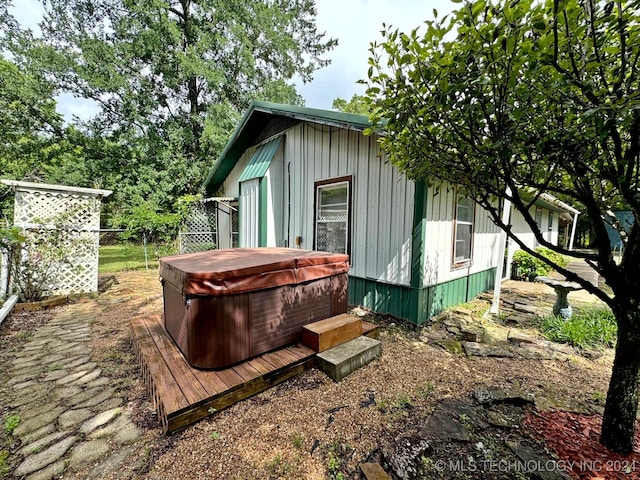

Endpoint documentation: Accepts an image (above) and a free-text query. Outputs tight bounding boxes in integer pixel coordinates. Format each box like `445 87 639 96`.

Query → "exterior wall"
348 268 496 326
506 206 561 278
264 141 285 247
283 123 415 285
422 186 501 288
222 146 257 198
224 126 415 286
239 178 260 248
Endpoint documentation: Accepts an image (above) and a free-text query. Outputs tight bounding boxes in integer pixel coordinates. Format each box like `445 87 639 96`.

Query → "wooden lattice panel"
5 182 111 296
179 202 217 254
14 189 101 230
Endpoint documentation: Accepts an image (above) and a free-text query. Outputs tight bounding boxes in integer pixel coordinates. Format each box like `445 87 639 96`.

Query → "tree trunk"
600 305 640 454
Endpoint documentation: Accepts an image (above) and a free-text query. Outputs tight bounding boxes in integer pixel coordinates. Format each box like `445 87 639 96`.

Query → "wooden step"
361 320 380 339
302 313 362 353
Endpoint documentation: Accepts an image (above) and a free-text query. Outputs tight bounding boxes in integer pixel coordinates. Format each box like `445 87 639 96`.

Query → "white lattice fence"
179 201 218 254
1 180 112 296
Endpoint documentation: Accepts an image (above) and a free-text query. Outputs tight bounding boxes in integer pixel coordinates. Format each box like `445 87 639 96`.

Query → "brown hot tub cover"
159 247 349 295
159 248 349 369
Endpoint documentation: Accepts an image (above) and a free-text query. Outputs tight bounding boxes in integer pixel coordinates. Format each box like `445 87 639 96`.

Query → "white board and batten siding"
423 186 501 288
222 122 416 287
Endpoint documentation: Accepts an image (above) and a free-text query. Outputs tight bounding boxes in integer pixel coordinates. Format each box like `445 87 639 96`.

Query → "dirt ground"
0 270 628 479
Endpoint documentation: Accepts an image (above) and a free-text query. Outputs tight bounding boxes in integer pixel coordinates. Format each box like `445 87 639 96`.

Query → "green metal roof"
203 101 375 195
238 136 282 182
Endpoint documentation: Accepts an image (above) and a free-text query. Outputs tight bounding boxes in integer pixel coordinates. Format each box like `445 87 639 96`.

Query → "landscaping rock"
68 439 111 467
87 446 136 480
383 434 431 480
18 430 71 456
534 396 592 415
473 387 534 406
438 398 488 429
463 341 516 358
506 441 572 480
486 406 523 428
80 408 122 434
507 330 537 345
420 410 470 442
435 339 464 355
13 407 65 437
460 325 483 342
25 459 66 480
13 436 76 477
58 408 94 428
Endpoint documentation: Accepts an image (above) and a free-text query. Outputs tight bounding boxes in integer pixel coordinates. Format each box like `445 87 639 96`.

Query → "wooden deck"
130 315 316 433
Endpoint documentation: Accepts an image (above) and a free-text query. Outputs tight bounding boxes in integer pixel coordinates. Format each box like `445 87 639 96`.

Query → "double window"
314 177 351 255
453 193 475 265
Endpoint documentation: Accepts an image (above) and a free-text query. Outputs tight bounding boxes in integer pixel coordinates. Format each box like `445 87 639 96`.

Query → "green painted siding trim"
417 268 497 324
349 267 496 326
238 137 282 182
258 179 268 247
410 181 428 289
348 277 415 321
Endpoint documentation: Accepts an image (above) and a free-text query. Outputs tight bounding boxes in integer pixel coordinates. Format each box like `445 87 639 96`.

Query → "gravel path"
6 302 144 480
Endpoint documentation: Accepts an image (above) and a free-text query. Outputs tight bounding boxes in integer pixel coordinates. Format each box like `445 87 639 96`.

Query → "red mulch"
524 410 640 480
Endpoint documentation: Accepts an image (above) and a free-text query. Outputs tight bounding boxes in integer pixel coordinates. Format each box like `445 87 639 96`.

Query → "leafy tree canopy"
332 93 369 115
366 0 640 454
2 0 335 223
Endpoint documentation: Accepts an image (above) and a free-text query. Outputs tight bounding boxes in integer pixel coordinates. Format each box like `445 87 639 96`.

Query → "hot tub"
159 248 349 369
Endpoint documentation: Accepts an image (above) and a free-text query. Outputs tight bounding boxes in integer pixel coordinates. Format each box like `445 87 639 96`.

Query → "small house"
204 101 578 325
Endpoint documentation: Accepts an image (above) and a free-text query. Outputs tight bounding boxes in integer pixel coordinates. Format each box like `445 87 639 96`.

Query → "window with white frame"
453 193 475 264
314 177 351 255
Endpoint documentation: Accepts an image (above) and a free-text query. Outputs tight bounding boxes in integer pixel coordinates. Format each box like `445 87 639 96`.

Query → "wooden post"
491 187 512 315
0 250 8 299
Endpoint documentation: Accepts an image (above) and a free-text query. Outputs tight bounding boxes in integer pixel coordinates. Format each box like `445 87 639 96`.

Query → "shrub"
511 247 569 281
541 306 617 349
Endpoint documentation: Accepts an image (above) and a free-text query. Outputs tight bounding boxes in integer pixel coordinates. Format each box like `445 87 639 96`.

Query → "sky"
9 0 457 121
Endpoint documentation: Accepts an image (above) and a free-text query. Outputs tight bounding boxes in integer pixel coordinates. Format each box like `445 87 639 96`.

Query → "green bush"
541 306 617 349
511 247 569 281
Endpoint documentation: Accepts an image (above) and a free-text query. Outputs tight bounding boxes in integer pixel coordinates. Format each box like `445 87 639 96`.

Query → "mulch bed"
524 410 640 480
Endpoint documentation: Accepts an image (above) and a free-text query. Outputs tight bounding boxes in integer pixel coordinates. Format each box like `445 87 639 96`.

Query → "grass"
0 450 9 477
541 305 617 349
3 415 20 435
99 245 160 273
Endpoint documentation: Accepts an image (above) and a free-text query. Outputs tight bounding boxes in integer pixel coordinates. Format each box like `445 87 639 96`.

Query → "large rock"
420 410 470 442
383 434 431 480
463 342 516 358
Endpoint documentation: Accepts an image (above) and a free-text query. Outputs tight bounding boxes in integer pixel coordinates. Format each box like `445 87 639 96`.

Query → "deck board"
143 316 210 404
130 315 316 433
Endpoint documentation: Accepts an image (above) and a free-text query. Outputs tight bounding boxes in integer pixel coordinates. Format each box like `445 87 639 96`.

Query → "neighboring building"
204 101 578 325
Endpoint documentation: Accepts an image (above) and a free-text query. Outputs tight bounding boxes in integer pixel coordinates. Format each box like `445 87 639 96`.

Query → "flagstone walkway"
6 302 144 480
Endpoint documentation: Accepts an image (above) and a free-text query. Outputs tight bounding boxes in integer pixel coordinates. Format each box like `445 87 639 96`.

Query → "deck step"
302 313 362 352
316 336 382 382
361 320 380 339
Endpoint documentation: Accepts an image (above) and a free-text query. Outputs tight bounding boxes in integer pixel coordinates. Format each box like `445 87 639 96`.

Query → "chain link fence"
98 229 178 273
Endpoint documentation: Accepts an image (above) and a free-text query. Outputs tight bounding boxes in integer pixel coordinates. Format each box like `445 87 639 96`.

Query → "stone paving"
5 302 143 479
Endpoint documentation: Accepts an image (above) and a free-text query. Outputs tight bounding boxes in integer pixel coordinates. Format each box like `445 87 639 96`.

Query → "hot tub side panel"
163 281 190 357
250 273 348 358
188 293 251 369
162 272 349 369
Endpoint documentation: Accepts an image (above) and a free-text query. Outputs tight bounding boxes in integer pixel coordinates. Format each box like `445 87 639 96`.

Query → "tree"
366 0 640 453
4 0 336 213
332 93 369 115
